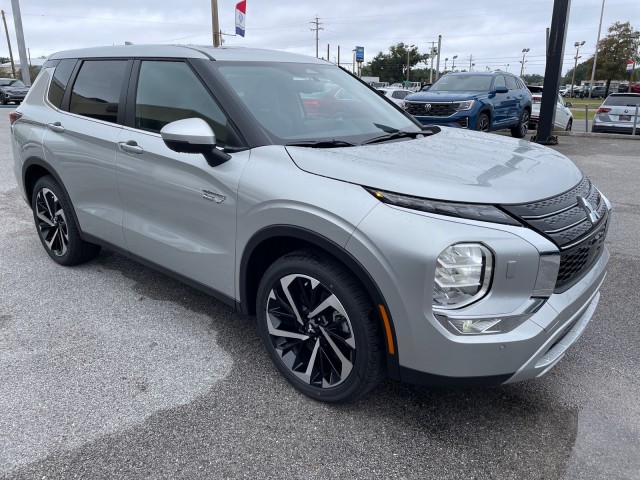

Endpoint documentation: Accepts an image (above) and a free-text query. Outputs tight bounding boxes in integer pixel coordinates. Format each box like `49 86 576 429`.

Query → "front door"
115 60 249 299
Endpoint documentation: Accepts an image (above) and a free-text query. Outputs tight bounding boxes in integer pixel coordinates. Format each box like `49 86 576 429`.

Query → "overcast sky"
1 0 639 77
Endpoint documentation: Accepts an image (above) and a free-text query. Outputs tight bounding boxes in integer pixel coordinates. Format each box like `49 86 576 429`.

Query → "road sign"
355 46 364 63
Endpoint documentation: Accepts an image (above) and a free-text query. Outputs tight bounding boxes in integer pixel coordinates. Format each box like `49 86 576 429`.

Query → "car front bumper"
346 202 609 387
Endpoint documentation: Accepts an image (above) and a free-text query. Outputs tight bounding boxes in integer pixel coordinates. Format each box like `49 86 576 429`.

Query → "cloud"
1 0 638 76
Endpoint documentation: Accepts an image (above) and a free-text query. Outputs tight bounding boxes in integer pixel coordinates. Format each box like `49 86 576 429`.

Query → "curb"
555 131 640 140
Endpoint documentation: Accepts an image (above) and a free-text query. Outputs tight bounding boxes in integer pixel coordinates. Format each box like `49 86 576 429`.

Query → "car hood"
285 127 582 205
405 91 485 102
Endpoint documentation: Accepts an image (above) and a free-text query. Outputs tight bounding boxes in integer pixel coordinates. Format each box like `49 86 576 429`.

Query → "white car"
377 87 413 106
530 91 573 131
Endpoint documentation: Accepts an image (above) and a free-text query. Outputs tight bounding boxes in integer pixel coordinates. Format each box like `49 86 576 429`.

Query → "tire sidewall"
31 177 77 265
256 254 374 402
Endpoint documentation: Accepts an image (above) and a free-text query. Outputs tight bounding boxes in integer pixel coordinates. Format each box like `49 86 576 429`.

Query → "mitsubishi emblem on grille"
577 196 600 224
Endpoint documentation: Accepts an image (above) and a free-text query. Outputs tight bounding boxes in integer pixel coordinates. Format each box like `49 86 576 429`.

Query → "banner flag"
235 1 246 37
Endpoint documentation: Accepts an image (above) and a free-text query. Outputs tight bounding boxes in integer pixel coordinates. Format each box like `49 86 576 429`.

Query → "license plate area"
619 115 632 121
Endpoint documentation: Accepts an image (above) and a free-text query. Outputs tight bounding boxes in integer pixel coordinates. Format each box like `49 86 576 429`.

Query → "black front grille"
502 176 609 292
405 102 459 117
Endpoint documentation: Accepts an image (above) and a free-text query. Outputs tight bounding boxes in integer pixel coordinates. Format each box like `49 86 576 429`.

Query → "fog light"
433 243 493 310
449 318 501 334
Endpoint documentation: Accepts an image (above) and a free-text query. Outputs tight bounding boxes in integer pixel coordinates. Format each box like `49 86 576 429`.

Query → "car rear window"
69 60 127 123
603 94 640 107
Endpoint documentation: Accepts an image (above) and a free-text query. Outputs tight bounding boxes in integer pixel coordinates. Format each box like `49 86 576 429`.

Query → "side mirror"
495 85 509 94
160 118 231 167
565 102 573 108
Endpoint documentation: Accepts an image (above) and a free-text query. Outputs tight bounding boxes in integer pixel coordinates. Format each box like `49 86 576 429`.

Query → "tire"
31 176 101 266
1 98 6 105
566 119 573 131
511 110 530 138
474 112 490 132
256 249 385 403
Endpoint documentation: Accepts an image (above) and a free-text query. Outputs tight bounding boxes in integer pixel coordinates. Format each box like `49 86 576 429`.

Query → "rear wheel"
256 249 384 403
511 110 530 138
474 112 490 132
31 176 101 265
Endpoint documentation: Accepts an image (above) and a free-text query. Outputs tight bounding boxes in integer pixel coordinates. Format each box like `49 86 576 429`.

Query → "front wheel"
511 110 530 138
256 249 384 403
474 112 490 132
31 176 101 265
566 119 573 131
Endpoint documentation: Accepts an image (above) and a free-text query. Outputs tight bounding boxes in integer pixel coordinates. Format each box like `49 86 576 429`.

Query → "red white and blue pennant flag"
235 1 246 37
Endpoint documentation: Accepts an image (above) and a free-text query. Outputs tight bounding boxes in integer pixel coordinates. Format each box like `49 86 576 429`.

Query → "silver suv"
11 45 610 403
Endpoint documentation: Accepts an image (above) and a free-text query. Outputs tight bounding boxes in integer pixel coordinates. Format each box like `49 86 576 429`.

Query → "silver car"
592 93 640 134
11 45 610 403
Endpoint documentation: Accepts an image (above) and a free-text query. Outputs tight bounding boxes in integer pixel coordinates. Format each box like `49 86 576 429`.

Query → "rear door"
115 59 250 299
43 59 131 248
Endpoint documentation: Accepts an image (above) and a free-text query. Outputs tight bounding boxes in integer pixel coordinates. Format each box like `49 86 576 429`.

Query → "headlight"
457 100 475 110
433 243 493 310
366 188 520 226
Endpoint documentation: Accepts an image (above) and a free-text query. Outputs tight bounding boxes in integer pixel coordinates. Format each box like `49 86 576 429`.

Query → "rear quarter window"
48 59 76 109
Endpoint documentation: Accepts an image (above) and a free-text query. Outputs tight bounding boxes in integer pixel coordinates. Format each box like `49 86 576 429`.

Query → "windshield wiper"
362 131 424 145
363 125 441 145
286 139 356 148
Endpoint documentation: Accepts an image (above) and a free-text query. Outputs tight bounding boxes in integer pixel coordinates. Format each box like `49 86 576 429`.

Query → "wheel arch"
239 225 400 378
22 157 84 239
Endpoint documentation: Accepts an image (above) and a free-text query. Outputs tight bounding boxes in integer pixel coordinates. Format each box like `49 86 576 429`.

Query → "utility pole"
310 16 323 58
337 45 340 66
211 0 220 47
1 10 16 78
327 44 329 62
520 48 530 77
10 0 30 86
468 54 474 71
429 41 437 83
435 35 442 81
588 0 605 98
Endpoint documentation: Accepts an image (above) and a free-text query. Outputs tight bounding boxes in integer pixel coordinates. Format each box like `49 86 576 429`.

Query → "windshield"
428 75 493 92
214 62 422 144
0 79 24 87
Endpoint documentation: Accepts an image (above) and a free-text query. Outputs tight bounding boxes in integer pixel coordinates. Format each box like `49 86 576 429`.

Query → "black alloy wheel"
31 176 101 265
256 249 384 403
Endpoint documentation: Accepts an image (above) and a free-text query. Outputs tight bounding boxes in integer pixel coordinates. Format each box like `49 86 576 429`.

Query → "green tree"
593 21 639 90
522 73 544 85
362 43 426 83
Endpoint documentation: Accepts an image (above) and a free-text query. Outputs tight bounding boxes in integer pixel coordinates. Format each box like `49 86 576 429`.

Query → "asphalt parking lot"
1 110 639 480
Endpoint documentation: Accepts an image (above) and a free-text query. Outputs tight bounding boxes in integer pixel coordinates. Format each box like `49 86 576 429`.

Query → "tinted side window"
392 90 409 99
135 61 227 146
70 60 127 123
494 75 506 88
48 59 76 109
505 76 518 90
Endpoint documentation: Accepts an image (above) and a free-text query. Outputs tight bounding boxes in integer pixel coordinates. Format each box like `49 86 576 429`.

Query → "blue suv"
404 72 532 138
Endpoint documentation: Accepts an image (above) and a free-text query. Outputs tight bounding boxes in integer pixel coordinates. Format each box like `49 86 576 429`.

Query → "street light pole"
570 40 585 98
520 48 530 77
451 55 457 72
444 58 448 72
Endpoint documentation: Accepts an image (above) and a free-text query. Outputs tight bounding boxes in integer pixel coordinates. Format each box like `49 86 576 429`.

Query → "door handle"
47 122 65 133
118 140 144 154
